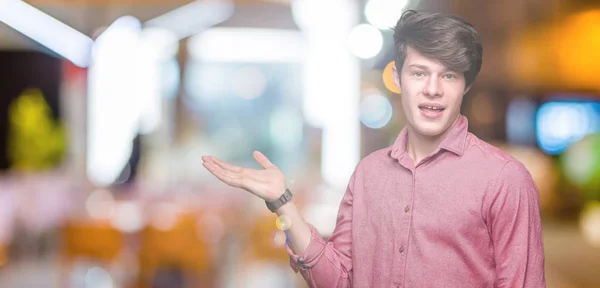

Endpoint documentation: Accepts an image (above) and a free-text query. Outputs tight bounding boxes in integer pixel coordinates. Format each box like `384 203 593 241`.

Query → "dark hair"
393 10 483 87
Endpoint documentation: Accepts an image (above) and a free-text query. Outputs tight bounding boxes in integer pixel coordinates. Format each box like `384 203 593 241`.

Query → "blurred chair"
234 213 296 288
60 220 124 287
246 214 289 263
137 211 215 288
62 221 124 262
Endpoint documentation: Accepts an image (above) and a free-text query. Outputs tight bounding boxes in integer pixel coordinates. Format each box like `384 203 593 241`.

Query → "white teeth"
422 106 442 110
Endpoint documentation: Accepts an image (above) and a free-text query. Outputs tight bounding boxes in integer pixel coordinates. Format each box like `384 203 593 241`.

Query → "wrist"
275 199 295 215
265 192 283 202
265 186 287 202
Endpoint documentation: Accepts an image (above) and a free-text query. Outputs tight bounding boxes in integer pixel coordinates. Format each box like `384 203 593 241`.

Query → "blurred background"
0 0 599 287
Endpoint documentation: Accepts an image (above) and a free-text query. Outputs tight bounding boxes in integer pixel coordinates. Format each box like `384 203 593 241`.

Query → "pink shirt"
286 115 546 287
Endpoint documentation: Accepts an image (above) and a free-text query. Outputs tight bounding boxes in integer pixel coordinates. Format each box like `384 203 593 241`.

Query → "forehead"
403 46 447 71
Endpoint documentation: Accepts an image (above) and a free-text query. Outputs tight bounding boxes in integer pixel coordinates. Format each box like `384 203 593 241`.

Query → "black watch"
266 188 293 213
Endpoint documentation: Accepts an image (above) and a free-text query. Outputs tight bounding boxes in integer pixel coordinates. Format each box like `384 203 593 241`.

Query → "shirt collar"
388 115 469 160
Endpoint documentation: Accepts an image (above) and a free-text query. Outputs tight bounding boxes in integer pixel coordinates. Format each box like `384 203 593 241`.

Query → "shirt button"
399 246 404 253
404 206 410 212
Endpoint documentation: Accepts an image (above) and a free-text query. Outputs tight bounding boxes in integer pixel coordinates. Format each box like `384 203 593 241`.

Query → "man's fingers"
253 150 274 169
203 161 244 188
203 155 267 183
210 157 243 173
202 155 274 198
210 157 268 182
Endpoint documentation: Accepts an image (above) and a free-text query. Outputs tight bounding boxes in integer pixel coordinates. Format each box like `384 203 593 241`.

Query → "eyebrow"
407 64 455 74
408 64 430 70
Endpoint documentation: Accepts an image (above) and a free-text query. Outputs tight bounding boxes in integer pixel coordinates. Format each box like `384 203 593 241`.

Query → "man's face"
393 46 470 138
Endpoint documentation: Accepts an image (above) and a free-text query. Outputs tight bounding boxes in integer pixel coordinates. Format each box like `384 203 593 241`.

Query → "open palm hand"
202 151 287 202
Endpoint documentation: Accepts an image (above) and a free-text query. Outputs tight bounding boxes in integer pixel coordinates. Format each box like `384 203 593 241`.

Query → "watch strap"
266 188 293 212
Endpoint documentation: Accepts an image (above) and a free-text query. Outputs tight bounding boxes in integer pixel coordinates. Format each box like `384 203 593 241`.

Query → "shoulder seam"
471 138 508 162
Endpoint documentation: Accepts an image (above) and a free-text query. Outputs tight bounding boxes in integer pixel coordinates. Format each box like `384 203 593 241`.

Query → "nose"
423 76 442 98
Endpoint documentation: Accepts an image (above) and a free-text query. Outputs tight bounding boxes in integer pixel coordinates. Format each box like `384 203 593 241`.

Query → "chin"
413 122 448 137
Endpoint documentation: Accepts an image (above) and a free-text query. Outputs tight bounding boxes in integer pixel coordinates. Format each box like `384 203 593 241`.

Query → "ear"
392 65 401 91
463 84 472 95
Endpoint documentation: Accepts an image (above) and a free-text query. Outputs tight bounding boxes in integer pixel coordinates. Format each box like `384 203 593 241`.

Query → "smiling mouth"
418 105 445 111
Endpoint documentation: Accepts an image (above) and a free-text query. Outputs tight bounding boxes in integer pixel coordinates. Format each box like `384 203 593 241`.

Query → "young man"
202 10 546 288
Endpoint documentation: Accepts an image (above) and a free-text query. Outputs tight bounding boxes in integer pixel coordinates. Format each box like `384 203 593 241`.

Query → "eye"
412 71 425 78
443 74 457 80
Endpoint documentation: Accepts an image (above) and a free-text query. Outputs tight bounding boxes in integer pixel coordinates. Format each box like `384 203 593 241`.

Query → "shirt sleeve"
285 171 356 288
487 161 546 288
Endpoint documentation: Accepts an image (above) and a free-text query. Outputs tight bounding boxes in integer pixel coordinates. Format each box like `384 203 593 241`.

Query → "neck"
406 116 459 164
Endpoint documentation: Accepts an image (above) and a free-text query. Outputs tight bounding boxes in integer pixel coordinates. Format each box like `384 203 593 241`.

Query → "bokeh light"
85 266 114 288
233 66 267 100
197 212 225 244
150 203 181 231
382 61 400 94
162 58 180 99
554 10 600 90
271 230 287 248
87 15 144 187
506 98 537 145
536 101 600 155
365 0 410 30
85 189 116 220
188 28 304 63
269 107 304 148
360 93 393 129
561 134 600 197
186 64 228 98
347 24 383 59
110 201 144 233
210 123 251 155
580 201 600 248
275 215 292 231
